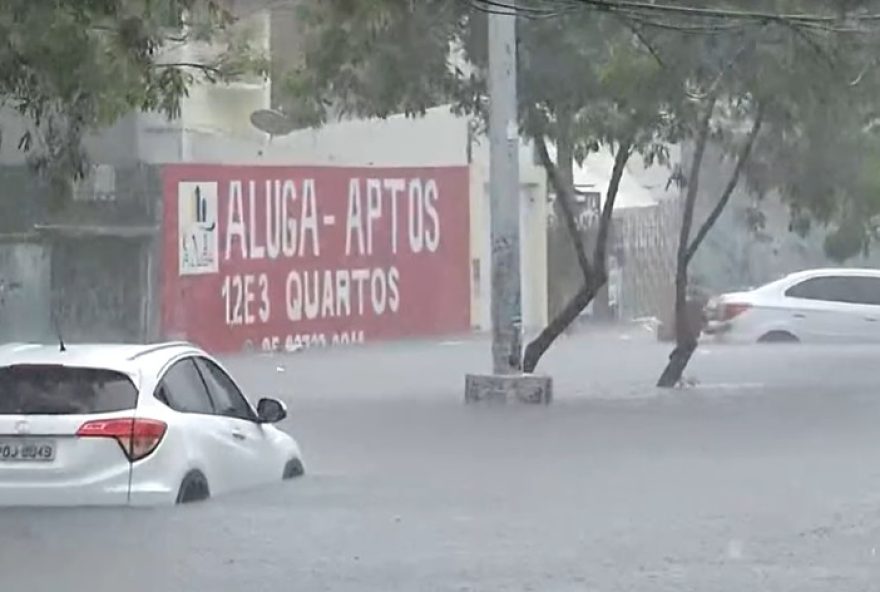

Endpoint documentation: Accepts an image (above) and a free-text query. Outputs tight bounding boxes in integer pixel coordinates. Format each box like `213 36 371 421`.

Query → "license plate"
0 440 56 462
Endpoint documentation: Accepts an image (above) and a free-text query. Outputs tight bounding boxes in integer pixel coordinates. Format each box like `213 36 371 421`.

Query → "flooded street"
3 335 880 591
8 1 880 589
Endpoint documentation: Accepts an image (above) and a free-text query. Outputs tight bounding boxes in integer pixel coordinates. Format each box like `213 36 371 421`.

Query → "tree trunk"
553 112 581 327
657 97 716 388
556 112 575 216
523 280 600 372
685 103 765 266
536 123 593 284
656 338 698 388
656 99 764 388
524 134 632 373
593 278 612 321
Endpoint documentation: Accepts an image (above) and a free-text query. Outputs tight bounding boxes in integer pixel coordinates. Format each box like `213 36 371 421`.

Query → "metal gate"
50 236 150 342
0 240 52 342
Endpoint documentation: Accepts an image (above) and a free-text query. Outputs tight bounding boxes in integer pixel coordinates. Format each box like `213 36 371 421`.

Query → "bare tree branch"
620 19 666 68
685 101 765 265
522 137 633 373
153 62 223 74
656 92 716 389
595 136 634 268
534 135 595 282
677 95 716 274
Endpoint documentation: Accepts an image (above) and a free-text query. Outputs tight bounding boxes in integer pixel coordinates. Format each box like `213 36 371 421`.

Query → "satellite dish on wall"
249 109 296 137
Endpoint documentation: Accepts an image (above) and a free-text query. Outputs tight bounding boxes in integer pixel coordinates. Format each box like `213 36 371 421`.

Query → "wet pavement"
3 332 880 591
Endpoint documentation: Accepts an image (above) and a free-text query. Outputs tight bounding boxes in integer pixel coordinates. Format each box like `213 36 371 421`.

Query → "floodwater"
3 334 880 591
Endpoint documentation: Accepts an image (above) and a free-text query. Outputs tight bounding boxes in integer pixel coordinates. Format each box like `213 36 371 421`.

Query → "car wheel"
283 458 305 480
758 330 799 344
176 470 210 504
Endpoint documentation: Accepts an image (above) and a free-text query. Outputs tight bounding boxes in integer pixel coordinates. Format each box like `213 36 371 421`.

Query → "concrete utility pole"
465 1 552 404
487 3 522 375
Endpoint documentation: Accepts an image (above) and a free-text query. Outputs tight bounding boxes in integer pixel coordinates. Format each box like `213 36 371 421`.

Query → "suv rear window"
0 365 138 415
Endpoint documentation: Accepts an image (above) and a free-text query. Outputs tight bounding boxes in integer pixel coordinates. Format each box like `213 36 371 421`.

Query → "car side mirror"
256 398 287 424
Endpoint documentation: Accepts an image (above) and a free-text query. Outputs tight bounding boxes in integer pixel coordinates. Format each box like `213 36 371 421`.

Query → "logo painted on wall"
178 182 219 276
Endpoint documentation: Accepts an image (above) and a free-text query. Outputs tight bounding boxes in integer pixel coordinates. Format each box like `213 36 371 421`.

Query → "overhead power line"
470 0 880 23
467 0 582 18
466 0 880 35
573 0 872 23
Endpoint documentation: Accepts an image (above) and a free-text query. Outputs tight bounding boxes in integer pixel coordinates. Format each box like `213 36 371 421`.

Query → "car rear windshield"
0 365 138 415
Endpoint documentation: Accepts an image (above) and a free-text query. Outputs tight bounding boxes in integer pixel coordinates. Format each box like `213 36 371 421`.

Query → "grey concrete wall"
0 108 140 168
0 241 52 342
0 162 162 343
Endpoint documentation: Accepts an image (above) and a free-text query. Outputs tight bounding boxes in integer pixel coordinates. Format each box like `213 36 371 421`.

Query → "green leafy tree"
745 28 880 263
642 1 880 386
509 15 689 372
283 0 880 381
279 0 462 126
0 0 262 194
284 1 688 371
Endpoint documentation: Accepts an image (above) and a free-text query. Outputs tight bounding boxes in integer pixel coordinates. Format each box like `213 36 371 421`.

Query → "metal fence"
614 199 679 321
545 198 680 324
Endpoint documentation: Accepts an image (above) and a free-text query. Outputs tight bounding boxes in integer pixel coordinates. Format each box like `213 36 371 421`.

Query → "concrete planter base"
464 374 553 405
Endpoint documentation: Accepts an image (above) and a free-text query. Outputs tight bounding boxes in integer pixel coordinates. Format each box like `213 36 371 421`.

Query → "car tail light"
721 302 751 321
76 418 167 462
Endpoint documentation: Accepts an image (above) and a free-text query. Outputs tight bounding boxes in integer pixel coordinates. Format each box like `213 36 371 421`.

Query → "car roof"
0 341 203 377
782 267 880 282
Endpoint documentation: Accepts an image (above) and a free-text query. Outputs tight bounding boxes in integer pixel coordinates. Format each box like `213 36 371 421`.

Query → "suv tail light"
721 302 751 321
76 418 167 462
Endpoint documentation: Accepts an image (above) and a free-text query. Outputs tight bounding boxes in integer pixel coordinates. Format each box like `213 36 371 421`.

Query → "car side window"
786 276 880 305
849 277 880 306
156 358 215 415
785 276 858 303
194 358 255 422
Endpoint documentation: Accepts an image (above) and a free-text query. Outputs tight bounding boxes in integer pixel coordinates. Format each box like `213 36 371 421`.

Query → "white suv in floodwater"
705 268 880 344
0 341 304 506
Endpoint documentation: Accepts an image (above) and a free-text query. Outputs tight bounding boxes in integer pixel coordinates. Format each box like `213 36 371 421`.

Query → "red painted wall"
161 165 471 353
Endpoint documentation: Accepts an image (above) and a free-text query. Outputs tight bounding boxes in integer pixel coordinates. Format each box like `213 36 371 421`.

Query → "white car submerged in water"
0 341 304 506
705 268 880 344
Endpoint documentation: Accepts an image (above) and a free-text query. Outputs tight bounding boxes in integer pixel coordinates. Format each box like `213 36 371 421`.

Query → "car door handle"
231 431 247 441
866 317 878 322
793 313 806 319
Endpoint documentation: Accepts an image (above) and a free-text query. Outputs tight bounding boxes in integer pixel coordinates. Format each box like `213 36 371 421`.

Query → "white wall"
574 150 659 210
467 134 548 334
546 144 670 210
135 8 273 163
186 106 469 166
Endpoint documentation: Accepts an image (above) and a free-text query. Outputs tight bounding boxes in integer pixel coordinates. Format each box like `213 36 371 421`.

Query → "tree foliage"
285 2 685 159
281 0 880 375
626 0 880 385
284 0 880 250
727 12 880 262
285 0 696 369
281 0 463 126
0 0 262 192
